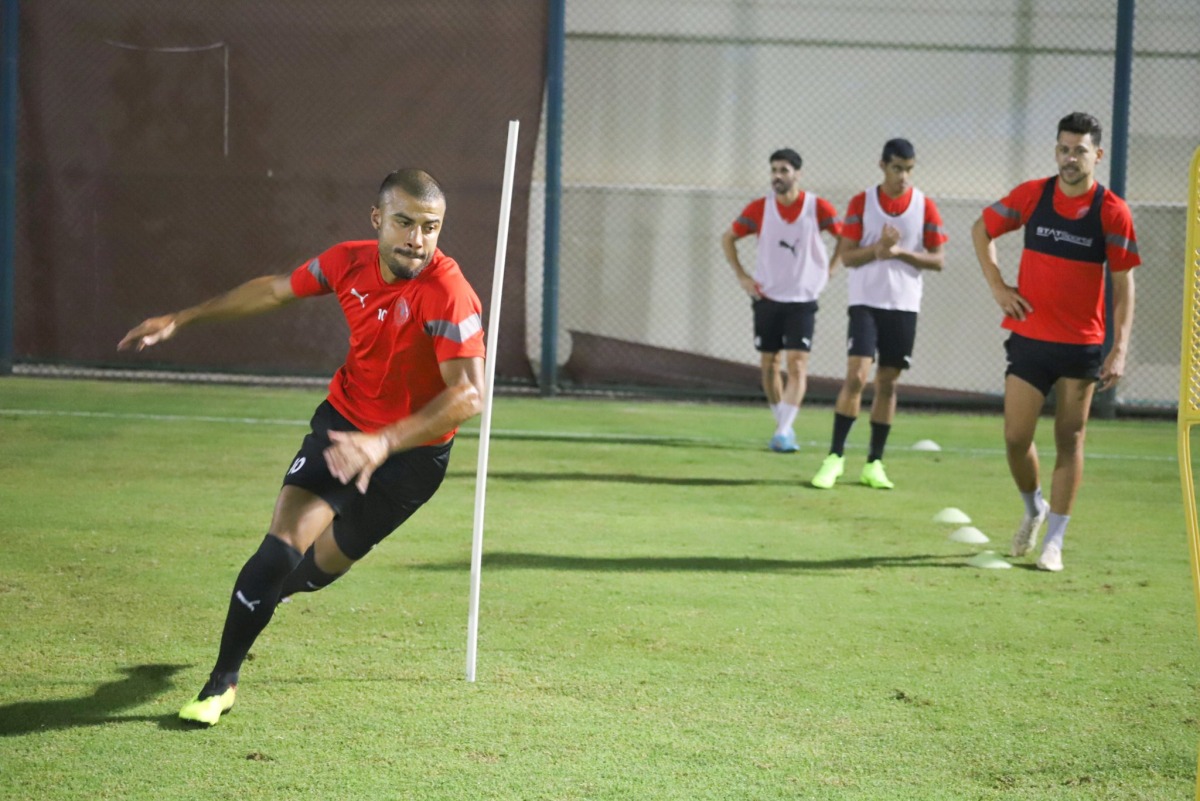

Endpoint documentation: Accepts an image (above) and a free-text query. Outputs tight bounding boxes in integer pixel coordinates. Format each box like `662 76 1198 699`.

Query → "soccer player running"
118 169 486 724
810 139 946 490
721 148 843 453
972 112 1139 572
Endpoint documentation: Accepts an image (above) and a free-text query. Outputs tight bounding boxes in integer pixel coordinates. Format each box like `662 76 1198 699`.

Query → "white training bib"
847 187 926 312
754 193 830 303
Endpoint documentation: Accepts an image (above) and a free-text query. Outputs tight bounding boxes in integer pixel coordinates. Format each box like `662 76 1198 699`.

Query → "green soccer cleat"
859 460 895 489
179 686 237 726
810 454 845 489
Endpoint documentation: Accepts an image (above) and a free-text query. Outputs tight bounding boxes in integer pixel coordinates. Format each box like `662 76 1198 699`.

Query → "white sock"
1043 512 1069 550
1020 488 1045 518
769 402 783 426
775 404 799 436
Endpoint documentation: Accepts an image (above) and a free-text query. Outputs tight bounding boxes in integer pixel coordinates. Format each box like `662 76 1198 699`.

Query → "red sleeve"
922 197 948 249
1102 193 1140 272
982 179 1044 239
815 196 842 237
731 198 766 238
425 277 486 364
840 192 866 243
289 243 348 297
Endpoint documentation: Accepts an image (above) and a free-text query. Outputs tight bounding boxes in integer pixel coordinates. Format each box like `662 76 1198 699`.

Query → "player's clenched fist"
324 430 390 493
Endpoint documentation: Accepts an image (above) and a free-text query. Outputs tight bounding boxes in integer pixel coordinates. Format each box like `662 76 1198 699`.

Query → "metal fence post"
0 0 20 375
539 0 565 396
1096 0 1136 419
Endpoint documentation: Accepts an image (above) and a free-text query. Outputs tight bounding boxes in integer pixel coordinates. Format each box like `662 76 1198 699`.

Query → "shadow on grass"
457 431 749 451
451 470 800 487
0 663 189 736
414 551 965 574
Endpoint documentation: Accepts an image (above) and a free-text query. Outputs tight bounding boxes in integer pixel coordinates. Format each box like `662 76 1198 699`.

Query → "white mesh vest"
848 187 926 312
754 193 829 303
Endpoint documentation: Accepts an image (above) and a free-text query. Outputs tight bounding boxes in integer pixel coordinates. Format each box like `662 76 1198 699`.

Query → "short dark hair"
378 168 445 205
1057 112 1103 146
769 148 802 170
881 138 915 163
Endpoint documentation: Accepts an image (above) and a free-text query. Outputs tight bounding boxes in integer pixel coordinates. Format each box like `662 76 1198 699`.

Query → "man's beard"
387 250 427 279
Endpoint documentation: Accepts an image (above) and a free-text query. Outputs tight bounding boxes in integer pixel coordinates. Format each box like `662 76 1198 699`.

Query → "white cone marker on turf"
933 507 972 524
466 120 519 683
966 550 1011 569
948 526 989 545
911 439 941 452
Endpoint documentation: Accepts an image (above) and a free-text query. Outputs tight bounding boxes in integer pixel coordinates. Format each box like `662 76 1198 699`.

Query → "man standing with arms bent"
119 168 486 724
721 148 843 453
972 112 1139 572
810 138 946 490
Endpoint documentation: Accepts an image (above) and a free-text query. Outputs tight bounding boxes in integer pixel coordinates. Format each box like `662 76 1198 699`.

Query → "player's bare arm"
890 242 944 272
721 229 762 298
117 274 297 351
1098 269 1136 390
827 236 846 276
972 216 1032 321
324 356 486 492
837 237 873 268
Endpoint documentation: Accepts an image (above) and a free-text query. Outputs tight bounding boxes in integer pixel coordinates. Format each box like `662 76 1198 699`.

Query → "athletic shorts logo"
288 457 306 475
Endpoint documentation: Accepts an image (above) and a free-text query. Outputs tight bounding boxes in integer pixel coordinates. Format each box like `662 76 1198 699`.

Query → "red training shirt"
731 192 842 238
981 178 1139 344
840 187 947 249
290 241 485 443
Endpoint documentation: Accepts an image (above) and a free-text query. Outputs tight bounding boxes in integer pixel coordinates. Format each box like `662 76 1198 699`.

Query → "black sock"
280 546 345 597
868 421 892 462
203 534 302 697
830 413 856 457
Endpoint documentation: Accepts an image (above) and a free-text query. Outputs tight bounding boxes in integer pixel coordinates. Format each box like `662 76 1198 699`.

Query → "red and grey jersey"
290 241 485 442
982 177 1140 345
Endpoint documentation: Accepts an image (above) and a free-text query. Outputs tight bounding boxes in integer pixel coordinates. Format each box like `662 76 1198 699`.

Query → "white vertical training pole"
466 119 519 682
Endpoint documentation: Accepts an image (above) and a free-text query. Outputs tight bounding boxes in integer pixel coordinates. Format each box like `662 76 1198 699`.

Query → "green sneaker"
859 460 895 489
811 454 845 489
179 686 237 726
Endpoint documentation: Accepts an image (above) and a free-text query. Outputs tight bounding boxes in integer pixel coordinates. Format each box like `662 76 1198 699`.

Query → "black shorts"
753 298 818 353
846 305 918 370
1004 333 1103 397
282 400 452 560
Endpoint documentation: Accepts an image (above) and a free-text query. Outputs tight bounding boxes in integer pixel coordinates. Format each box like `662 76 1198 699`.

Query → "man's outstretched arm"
117 273 298 352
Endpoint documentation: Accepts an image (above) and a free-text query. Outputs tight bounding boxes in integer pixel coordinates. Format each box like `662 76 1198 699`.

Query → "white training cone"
933 507 972 524
966 550 1011 569
948 526 989 545
912 439 942 452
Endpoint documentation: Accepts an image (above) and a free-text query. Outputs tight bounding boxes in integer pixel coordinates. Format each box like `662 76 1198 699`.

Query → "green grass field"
0 376 1196 800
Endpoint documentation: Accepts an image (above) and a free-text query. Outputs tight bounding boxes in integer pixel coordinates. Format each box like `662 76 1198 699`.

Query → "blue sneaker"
769 431 799 453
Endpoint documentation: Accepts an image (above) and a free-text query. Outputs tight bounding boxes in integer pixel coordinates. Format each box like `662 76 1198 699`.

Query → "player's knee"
314 534 356 575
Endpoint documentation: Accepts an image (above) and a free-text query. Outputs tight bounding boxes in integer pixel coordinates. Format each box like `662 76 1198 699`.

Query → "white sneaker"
1036 542 1064 572
1010 501 1049 557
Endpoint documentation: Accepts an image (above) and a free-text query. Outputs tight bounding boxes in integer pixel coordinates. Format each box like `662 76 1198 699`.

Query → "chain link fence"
526 0 1199 410
10 0 546 383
